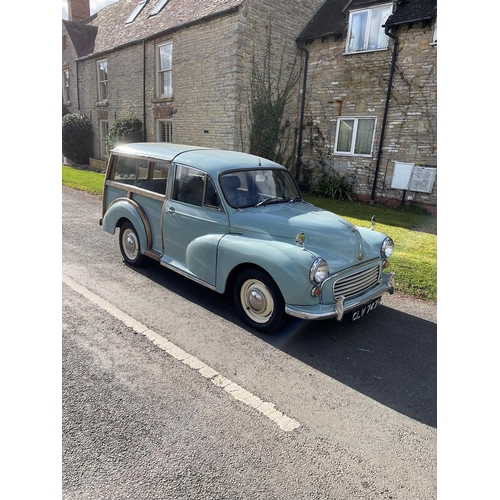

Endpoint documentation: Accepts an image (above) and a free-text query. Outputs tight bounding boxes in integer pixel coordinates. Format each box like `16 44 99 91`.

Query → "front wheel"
119 221 144 267
233 269 286 333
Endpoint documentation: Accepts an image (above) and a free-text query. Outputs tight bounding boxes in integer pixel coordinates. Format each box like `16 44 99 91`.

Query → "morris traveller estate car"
100 143 395 333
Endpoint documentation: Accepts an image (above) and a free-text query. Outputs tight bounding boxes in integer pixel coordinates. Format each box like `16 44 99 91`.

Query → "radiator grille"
333 265 380 299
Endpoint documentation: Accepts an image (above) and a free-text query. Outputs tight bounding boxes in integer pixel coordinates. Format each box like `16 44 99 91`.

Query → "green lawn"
62 165 106 195
63 165 437 301
302 195 437 301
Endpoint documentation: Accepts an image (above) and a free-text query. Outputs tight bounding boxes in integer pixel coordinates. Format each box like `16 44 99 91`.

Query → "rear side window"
111 155 170 195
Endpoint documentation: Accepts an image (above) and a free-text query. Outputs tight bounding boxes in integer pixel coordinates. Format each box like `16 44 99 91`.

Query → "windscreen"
220 169 301 208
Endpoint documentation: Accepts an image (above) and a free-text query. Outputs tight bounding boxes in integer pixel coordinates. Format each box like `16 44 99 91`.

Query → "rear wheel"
233 269 286 333
119 221 144 267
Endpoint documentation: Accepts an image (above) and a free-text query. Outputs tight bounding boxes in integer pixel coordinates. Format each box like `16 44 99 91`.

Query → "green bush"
105 117 143 153
312 173 354 201
62 113 93 165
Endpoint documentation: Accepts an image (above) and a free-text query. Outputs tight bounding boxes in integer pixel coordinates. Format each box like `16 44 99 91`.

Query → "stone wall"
234 0 324 159
65 0 324 162
155 13 243 149
300 22 437 208
62 27 79 114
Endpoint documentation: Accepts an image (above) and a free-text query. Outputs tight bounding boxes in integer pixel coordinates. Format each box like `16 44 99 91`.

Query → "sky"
62 0 118 20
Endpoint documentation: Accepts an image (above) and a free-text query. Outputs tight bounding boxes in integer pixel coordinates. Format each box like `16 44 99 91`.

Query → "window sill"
333 152 373 158
343 47 389 56
152 97 173 103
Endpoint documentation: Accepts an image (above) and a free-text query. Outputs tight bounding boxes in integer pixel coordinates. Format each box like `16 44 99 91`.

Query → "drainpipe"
143 39 147 141
76 60 80 110
295 40 309 182
370 25 398 203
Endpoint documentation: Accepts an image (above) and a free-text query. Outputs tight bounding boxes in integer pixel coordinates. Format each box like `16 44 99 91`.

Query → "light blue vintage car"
100 143 395 332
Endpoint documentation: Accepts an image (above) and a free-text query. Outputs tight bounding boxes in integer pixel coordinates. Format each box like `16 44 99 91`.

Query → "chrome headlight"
381 237 394 259
310 258 329 284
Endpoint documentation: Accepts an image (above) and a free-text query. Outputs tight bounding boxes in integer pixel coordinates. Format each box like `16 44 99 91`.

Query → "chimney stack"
68 0 90 22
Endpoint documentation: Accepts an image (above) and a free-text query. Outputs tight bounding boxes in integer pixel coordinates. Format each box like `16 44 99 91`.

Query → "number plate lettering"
351 298 381 321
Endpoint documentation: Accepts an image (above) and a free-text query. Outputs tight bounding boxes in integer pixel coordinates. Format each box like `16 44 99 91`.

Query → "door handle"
167 206 175 215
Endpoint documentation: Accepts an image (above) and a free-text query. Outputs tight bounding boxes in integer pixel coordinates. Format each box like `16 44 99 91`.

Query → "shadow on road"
133 258 437 429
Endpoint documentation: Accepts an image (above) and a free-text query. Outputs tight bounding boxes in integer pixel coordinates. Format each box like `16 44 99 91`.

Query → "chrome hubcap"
241 279 274 324
123 229 139 260
249 289 266 313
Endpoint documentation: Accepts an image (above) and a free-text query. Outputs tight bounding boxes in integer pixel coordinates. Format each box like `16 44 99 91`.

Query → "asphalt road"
62 186 437 499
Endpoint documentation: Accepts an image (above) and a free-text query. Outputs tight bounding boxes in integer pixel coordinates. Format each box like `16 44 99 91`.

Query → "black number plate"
351 298 381 322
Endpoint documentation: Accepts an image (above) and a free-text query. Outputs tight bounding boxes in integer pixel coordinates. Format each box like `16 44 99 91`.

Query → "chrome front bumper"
285 272 395 321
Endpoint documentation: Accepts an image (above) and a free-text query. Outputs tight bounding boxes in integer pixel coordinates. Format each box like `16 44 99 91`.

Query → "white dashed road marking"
63 274 301 432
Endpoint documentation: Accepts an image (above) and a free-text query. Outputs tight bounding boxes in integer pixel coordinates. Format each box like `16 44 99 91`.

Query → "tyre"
119 221 144 267
233 269 287 333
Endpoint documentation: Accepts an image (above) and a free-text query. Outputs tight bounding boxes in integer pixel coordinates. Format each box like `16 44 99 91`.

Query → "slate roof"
67 0 244 59
63 20 98 57
297 0 437 41
385 0 436 27
296 0 347 41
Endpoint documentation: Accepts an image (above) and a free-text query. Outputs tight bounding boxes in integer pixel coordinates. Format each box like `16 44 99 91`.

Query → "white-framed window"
156 42 172 98
62 68 70 104
346 4 393 53
99 120 109 158
125 0 147 24
157 119 173 142
97 59 108 102
334 117 377 156
432 20 437 44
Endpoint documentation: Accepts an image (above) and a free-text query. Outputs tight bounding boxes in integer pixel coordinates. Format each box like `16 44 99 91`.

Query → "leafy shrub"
247 31 299 169
62 113 93 165
312 173 354 201
105 117 143 153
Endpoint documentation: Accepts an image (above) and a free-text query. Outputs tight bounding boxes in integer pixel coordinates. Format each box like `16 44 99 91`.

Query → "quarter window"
334 117 376 156
156 42 172 98
62 69 70 104
346 4 392 53
97 59 108 102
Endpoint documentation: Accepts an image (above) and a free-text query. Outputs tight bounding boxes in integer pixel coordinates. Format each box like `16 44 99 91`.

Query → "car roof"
111 143 286 176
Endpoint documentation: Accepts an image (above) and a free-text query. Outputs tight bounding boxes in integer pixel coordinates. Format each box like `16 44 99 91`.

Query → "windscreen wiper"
255 197 281 207
255 195 302 207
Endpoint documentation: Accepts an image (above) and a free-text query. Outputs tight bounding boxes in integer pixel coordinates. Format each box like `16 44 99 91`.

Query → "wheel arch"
224 263 278 297
216 235 316 305
102 198 151 252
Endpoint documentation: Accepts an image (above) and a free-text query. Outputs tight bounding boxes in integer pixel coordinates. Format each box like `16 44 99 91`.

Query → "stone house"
62 0 437 211
296 0 437 210
62 0 324 169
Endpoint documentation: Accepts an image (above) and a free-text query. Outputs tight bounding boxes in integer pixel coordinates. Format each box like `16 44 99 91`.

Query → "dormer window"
346 4 393 53
125 1 148 24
